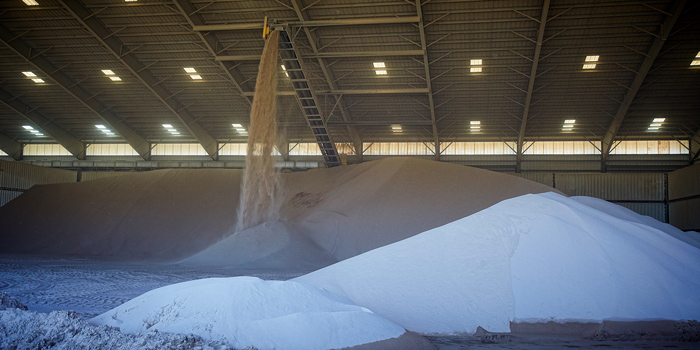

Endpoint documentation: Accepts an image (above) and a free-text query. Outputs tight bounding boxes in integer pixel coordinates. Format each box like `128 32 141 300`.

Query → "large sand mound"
0 157 557 263
296 192 700 334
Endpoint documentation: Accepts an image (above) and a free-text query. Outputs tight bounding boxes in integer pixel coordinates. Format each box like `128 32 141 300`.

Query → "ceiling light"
162 124 172 128
22 71 36 77
35 133 44 136
125 0 138 2
470 67 482 73
652 118 665 123
22 125 34 130
470 59 482 66
696 51 700 58
691 59 700 66
235 128 246 132
373 62 385 68
375 70 387 75
563 124 574 128
470 121 480 125
183 67 197 73
171 132 180 135
95 124 106 129
648 127 659 131
32 78 45 83
582 63 596 70
280 65 286 71
23 0 39 5
30 130 40 133
232 123 243 128
564 119 576 124
649 123 662 127
470 126 481 130
585 55 599 62
101 70 115 75
109 76 122 81
190 75 202 80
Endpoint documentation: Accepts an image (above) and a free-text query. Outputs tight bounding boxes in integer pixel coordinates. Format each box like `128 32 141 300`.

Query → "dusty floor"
1 255 697 350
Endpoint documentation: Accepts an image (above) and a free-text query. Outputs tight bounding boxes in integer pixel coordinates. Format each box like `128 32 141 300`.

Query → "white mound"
89 277 408 350
296 192 700 334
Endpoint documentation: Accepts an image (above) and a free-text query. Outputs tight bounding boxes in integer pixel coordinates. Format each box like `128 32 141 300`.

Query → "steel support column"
601 0 687 172
0 23 151 160
516 0 551 173
60 0 219 160
415 0 440 160
0 87 86 159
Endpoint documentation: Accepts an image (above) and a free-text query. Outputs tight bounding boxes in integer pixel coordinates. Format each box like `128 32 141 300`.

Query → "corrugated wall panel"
521 155 601 171
0 160 77 186
670 199 700 231
613 202 666 223
556 173 664 201
668 163 700 201
80 171 129 182
1 190 23 207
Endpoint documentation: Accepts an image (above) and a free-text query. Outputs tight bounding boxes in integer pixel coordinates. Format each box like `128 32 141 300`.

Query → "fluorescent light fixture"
32 78 45 83
585 55 599 62
696 51 700 58
582 63 596 70
162 124 172 128
36 133 44 136
190 75 202 80
373 62 386 68
391 124 402 129
470 121 480 125
23 0 39 5
106 132 115 136
125 0 138 2
470 67 482 73
562 124 574 128
375 70 387 75
183 67 197 73
470 126 481 130
101 70 115 75
652 118 665 123
284 72 289 77
22 125 34 130
22 71 36 77
650 123 662 127
470 59 482 66
109 76 122 81
232 123 243 128
95 125 106 129
564 119 576 124
30 130 40 133
280 65 286 71
648 127 659 131
691 59 700 66
171 132 180 135
235 128 246 132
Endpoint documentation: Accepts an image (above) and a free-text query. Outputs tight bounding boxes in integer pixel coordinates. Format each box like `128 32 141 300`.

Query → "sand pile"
0 157 557 264
296 192 700 334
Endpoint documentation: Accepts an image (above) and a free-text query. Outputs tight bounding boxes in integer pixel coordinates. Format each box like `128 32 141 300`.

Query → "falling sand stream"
236 30 281 232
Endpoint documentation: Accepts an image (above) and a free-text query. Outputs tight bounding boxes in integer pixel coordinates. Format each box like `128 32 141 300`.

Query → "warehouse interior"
1 0 700 349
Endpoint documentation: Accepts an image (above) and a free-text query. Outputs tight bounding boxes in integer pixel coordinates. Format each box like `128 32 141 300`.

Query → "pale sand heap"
0 157 559 264
236 30 282 232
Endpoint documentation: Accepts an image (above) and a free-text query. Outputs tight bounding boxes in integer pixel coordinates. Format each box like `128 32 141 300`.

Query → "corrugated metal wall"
0 160 77 206
80 171 129 182
668 163 700 231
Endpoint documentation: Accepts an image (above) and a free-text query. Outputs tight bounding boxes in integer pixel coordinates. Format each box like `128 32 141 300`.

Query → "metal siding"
556 173 664 201
668 163 700 201
0 190 23 207
0 160 77 187
613 202 666 223
521 155 601 172
670 199 700 231
80 171 129 182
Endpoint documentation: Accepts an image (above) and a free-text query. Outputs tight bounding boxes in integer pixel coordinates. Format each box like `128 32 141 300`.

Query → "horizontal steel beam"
215 50 425 61
0 132 22 160
329 120 433 126
242 88 429 97
193 16 420 32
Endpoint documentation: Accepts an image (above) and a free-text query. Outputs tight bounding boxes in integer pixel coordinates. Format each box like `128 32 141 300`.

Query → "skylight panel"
95 124 106 129
125 0 138 2
190 75 202 80
109 76 122 81
582 63 596 70
585 55 599 62
470 121 480 125
470 121 481 131
691 59 700 66
32 78 45 84
470 59 482 66
470 67 482 73
23 0 39 5
96 124 116 136
582 56 599 70
22 125 34 130
652 118 665 123
562 119 575 131
163 124 180 135
183 67 197 73
232 123 243 128
101 70 115 75
564 119 576 124
233 124 248 136
375 70 387 75
22 71 36 77
373 62 385 68
22 125 43 136
391 124 402 133
373 62 388 76
648 117 665 131
470 59 483 73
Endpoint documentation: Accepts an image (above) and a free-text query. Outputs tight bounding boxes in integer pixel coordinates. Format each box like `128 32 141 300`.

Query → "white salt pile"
296 192 700 334
89 276 432 350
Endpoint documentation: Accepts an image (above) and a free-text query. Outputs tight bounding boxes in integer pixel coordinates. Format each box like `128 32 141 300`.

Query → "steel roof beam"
516 0 551 173
289 0 364 162
215 50 424 61
59 0 219 160
0 132 22 161
415 0 441 160
601 0 687 170
0 23 151 160
193 17 420 32
690 128 700 164
0 86 86 160
241 88 429 97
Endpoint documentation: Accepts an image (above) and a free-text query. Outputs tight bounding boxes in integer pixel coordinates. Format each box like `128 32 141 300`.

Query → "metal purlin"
277 30 341 167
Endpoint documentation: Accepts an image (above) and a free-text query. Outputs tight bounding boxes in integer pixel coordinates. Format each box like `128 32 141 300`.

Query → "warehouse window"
86 143 138 156
0 149 7 156
442 142 516 155
289 143 322 156
152 143 208 156
610 140 689 155
219 143 247 156
364 142 433 155
24 143 72 156
523 141 601 155
336 143 356 155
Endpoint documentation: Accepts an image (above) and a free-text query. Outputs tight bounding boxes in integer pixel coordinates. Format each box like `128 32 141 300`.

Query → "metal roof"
0 0 698 164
